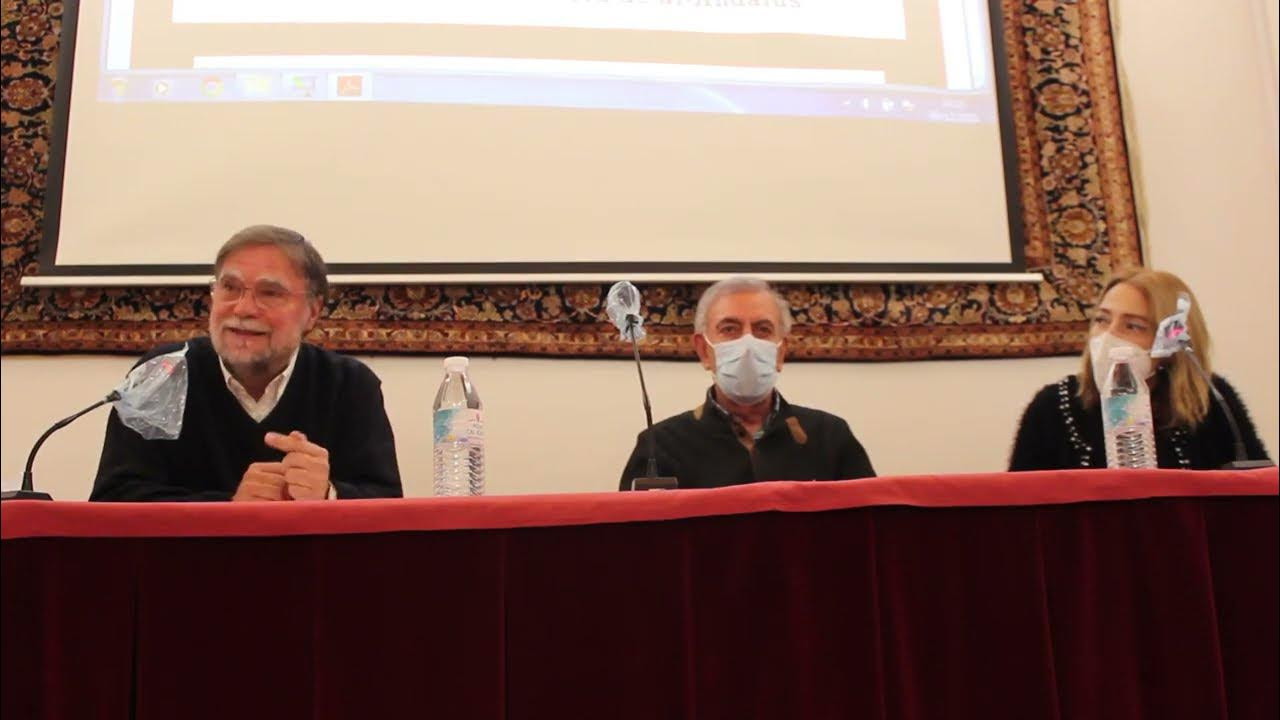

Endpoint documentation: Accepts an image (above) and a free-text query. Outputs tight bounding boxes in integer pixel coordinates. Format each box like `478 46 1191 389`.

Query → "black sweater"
620 389 875 490
91 337 402 501
1008 373 1270 471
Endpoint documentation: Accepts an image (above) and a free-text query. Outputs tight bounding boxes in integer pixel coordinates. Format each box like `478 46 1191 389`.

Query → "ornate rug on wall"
0 0 1139 360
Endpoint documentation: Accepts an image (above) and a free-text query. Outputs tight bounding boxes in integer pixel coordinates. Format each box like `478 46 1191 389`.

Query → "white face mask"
710 335 780 404
1089 332 1153 392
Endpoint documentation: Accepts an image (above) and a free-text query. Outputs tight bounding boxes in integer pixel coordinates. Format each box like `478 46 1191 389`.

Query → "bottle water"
432 356 485 496
1101 347 1157 469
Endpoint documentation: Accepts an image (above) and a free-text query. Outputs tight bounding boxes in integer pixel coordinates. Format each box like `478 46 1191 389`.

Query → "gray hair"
693 276 792 335
214 225 328 299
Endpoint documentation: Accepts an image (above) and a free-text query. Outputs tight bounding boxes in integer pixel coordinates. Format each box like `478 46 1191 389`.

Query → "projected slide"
98 0 995 122
46 0 1021 276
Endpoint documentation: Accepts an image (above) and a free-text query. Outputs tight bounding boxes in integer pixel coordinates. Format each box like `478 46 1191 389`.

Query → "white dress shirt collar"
219 347 301 423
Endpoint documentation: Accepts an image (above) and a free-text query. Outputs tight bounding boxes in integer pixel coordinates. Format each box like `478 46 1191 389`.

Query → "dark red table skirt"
2 468 1276 719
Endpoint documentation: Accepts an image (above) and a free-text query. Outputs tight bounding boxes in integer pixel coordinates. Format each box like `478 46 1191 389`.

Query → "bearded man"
91 225 402 501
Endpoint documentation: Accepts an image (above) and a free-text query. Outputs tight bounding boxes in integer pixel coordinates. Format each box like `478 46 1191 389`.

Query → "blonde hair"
1078 269 1213 428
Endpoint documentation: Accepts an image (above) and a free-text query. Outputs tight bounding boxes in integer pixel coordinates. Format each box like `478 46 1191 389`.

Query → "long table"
2 468 1276 720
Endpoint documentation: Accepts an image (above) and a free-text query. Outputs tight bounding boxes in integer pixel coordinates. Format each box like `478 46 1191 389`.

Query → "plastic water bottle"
1101 347 1157 469
432 356 485 496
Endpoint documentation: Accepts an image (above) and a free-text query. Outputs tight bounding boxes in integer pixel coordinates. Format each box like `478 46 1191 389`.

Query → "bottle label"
434 408 482 444
1104 395 1137 429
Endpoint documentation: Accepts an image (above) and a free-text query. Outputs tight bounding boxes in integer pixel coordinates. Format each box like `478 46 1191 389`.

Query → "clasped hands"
232 431 332 501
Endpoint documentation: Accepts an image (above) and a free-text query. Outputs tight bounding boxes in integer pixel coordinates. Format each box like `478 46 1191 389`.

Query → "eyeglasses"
209 277 308 309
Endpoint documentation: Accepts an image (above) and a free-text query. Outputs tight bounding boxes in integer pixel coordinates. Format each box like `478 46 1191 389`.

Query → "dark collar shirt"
619 387 876 490
91 337 403 501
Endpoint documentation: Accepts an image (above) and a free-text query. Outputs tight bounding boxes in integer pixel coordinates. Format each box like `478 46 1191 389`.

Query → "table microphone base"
1222 459 1275 470
2 489 53 501
631 476 679 491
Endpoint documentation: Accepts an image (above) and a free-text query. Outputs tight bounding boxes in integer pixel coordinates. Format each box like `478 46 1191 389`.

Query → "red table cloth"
2 468 1276 719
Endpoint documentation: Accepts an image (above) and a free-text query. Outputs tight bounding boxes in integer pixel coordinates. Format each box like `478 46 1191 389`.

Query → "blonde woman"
1009 269 1269 470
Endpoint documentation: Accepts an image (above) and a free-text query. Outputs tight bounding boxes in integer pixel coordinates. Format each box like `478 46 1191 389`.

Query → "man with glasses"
91 225 402 501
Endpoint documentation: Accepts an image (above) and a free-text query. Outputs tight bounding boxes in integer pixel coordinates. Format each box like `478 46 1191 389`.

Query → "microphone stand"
1 391 120 501
626 316 678 491
1181 350 1274 470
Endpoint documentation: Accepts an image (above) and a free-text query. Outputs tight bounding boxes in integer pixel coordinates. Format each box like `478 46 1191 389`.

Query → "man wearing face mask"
1008 269 1270 470
618 277 875 490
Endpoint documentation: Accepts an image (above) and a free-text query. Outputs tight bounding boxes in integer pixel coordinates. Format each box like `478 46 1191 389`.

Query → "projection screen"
35 0 1032 283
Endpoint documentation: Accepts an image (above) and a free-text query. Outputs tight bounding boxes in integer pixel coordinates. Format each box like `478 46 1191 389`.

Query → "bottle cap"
444 356 469 372
1107 346 1136 361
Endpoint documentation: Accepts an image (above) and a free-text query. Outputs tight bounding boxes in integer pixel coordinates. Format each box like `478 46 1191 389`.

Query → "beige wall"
1266 0 1279 71
3 0 1277 498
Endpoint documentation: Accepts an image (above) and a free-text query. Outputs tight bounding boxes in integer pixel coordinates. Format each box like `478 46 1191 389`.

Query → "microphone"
2 391 122 501
606 281 678 491
1150 294 1273 470
1 344 191 501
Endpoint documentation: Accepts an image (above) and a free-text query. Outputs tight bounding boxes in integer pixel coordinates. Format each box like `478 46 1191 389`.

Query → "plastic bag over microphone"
605 281 646 341
1150 292 1192 359
113 344 189 440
